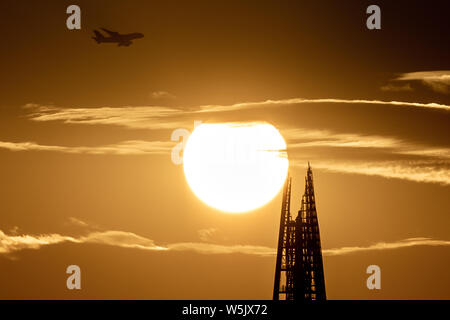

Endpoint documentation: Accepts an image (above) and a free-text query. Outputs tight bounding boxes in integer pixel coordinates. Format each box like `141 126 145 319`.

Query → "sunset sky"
1 0 449 299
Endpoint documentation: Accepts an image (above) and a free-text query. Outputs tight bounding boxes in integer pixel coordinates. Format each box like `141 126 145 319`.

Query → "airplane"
92 28 144 47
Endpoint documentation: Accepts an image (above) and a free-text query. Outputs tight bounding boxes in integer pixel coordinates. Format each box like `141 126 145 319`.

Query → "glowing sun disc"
183 122 289 213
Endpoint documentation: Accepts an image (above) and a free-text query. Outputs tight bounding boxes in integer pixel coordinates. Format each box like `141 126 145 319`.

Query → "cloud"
167 242 275 256
284 128 450 185
197 228 218 242
380 83 413 92
323 238 450 256
0 227 269 256
3 124 447 163
0 140 174 155
25 104 187 130
197 98 450 113
78 231 167 251
24 98 450 131
68 217 89 227
284 128 401 149
285 128 450 185
14 100 450 186
0 230 77 254
0 229 167 255
292 160 450 186
1 222 449 258
1 129 448 186
150 91 177 100
395 71 450 94
400 148 450 159
284 127 450 159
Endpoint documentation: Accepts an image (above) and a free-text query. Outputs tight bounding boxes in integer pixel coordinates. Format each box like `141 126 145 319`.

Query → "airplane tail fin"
92 30 104 44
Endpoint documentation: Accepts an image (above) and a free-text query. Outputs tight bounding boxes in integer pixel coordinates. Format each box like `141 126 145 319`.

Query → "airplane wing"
92 30 105 44
101 28 119 36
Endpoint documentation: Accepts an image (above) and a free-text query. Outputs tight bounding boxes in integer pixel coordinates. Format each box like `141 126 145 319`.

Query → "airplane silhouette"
92 28 144 47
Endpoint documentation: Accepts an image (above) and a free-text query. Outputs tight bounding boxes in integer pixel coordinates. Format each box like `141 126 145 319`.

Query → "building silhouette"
273 164 326 300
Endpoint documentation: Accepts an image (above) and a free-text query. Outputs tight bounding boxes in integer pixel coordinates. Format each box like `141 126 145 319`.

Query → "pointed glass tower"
273 164 326 301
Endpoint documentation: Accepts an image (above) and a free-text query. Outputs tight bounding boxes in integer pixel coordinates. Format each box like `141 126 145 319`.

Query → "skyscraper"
273 164 326 300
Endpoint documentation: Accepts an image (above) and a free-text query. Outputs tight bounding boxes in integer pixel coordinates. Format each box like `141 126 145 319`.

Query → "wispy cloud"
0 228 269 256
2 130 448 186
68 217 89 227
78 231 167 251
24 104 186 130
150 91 177 100
24 98 450 131
3 125 448 162
198 228 218 242
0 230 77 254
323 238 450 256
395 71 450 94
380 83 413 92
167 242 275 256
0 140 174 155
14 100 450 186
293 160 450 186
197 98 450 113
284 128 401 149
1 223 449 257
284 127 450 185
284 128 450 159
0 229 168 255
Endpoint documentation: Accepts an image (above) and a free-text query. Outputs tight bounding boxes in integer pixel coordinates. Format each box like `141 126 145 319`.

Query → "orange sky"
0 0 449 299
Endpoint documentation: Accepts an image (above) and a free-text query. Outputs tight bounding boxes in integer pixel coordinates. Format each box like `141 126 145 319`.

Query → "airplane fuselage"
92 29 144 46
100 33 143 42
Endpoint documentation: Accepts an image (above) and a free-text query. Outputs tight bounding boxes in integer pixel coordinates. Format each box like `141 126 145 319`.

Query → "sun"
183 122 289 213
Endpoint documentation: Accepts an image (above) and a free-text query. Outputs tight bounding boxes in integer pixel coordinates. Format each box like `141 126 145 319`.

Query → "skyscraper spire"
273 175 293 300
273 164 326 301
294 164 326 300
